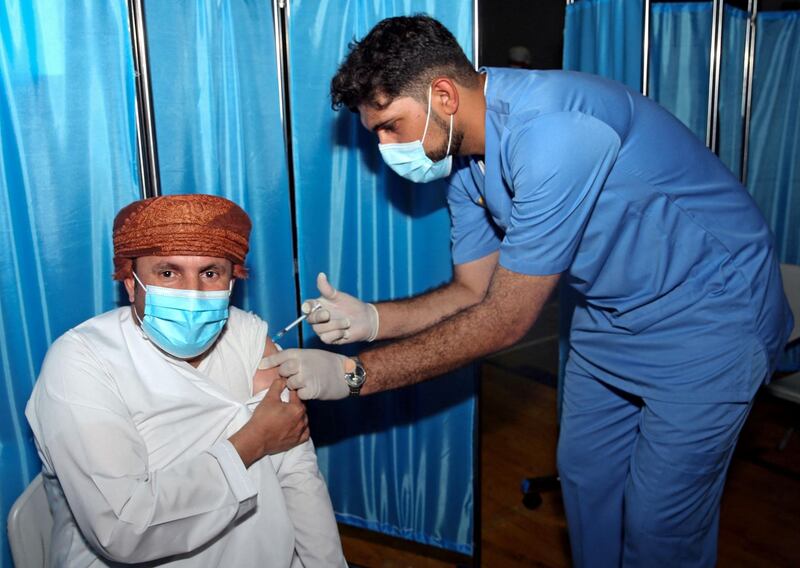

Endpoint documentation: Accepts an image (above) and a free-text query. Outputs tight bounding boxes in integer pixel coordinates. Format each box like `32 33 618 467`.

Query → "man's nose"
182 274 203 290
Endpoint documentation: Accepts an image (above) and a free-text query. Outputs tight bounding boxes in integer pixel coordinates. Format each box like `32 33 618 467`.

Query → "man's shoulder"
70 306 129 334
220 306 270 352
30 311 125 410
227 306 267 331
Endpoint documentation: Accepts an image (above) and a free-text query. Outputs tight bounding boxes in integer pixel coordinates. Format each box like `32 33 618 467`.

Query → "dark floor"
341 300 800 567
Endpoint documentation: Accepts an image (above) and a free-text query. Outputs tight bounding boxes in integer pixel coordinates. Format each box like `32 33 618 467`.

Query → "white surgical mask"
378 85 453 183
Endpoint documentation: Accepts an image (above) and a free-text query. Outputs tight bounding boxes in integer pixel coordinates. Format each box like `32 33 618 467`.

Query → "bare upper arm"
452 250 499 304
252 337 280 394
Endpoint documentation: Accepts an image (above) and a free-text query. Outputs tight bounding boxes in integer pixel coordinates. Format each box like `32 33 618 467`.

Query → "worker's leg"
557 366 642 568
622 398 753 567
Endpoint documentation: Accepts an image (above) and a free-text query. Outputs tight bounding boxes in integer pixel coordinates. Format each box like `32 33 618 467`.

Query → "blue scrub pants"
557 366 753 567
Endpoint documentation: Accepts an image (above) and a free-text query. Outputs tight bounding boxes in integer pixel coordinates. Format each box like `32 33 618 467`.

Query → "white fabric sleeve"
277 440 347 567
32 336 258 564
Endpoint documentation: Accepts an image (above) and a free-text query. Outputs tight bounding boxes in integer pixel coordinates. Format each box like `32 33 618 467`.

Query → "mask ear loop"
420 85 433 143
422 84 454 158
132 271 147 291
445 113 454 157
131 271 147 327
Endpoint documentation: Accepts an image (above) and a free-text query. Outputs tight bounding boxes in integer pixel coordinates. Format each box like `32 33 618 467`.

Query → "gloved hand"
301 272 379 344
259 348 350 400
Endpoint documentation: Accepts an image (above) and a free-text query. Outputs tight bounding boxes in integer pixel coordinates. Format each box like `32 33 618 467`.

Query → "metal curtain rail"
272 0 305 344
740 0 758 184
642 0 651 96
126 0 161 198
706 0 725 151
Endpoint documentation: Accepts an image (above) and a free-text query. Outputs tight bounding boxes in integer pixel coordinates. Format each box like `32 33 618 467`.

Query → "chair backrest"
7 473 52 568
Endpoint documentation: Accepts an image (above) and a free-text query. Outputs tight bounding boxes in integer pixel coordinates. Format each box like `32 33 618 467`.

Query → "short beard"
427 111 463 162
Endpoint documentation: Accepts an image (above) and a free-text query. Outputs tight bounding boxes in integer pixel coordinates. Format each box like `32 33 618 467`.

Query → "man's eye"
160 270 173 278
203 271 219 279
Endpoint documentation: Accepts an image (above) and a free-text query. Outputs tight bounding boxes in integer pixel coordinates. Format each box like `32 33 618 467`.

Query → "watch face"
345 361 366 388
345 371 365 388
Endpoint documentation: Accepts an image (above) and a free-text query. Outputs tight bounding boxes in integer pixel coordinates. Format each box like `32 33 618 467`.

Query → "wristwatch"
344 356 366 397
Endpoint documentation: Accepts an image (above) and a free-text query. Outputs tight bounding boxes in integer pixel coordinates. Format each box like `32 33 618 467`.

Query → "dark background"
477 0 800 71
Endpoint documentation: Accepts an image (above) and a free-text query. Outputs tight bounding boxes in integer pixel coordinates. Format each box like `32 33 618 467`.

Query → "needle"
271 303 322 343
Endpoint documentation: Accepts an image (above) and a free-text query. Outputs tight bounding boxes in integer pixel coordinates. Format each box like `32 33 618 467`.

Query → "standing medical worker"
263 15 794 567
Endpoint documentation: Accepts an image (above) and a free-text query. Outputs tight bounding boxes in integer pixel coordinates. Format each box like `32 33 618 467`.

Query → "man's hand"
259 349 350 401
301 272 379 344
229 379 309 468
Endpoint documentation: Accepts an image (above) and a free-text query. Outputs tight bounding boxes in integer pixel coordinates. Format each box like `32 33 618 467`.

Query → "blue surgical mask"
132 272 232 359
378 85 454 183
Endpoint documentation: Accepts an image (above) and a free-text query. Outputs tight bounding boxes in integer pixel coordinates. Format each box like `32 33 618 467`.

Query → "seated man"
25 194 346 567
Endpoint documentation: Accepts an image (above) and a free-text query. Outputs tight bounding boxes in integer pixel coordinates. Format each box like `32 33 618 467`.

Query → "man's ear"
123 276 135 303
431 77 459 116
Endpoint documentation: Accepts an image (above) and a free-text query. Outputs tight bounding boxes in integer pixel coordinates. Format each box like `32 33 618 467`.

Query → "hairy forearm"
374 280 484 340
361 269 559 394
374 251 500 340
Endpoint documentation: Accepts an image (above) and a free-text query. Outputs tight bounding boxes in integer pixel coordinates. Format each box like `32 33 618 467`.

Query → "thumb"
258 350 292 370
265 378 288 399
317 272 338 300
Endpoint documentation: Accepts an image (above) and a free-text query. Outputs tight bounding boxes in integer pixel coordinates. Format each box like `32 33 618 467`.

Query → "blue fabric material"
648 2 713 142
143 0 299 345
449 67 792 403
562 3 800 372
563 0 643 91
748 11 800 266
557 364 756 567
0 2 140 565
286 0 476 554
747 11 800 369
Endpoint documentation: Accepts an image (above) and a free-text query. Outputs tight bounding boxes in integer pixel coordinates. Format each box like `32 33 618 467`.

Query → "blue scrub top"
448 68 793 402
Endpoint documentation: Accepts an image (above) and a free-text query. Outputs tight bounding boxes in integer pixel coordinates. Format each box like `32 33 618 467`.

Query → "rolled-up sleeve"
499 111 620 275
447 168 503 265
29 335 257 564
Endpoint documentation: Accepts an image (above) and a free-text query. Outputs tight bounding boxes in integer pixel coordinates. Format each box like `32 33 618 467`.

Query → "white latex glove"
301 272 379 345
259 348 350 400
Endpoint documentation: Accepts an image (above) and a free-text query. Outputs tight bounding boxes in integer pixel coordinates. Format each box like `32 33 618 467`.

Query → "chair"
7 473 52 568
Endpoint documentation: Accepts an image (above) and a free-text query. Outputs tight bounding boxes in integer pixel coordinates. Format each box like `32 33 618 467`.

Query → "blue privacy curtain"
747 11 800 266
747 10 800 369
0 1 140 565
563 0 643 90
143 0 299 337
648 2 712 141
287 0 476 554
647 3 747 170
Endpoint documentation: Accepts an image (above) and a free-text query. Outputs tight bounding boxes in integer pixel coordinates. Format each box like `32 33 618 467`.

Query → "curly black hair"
330 15 479 112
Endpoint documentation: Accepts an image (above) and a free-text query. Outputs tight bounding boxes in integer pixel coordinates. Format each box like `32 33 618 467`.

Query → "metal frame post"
271 0 304 344
706 0 725 151
126 0 160 198
642 0 651 96
740 0 758 184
